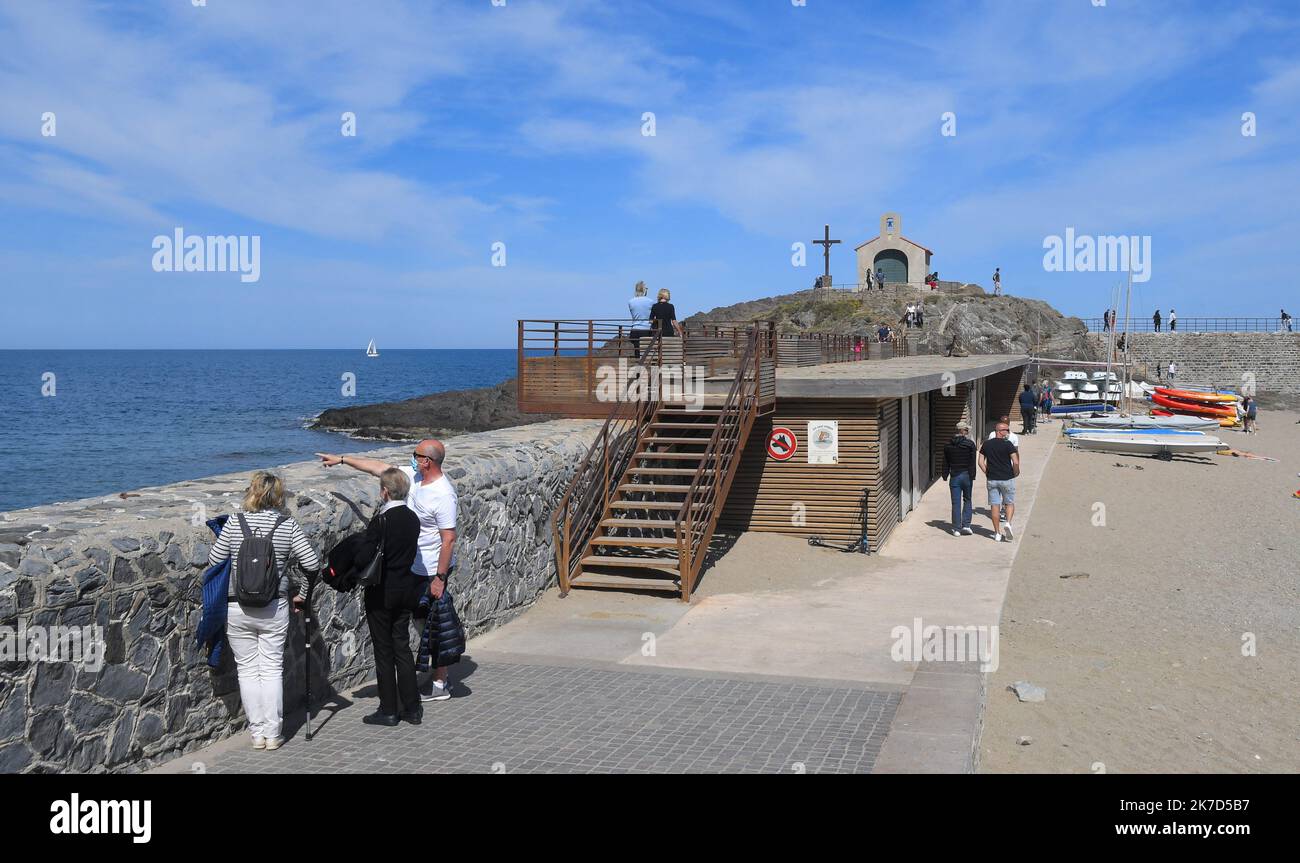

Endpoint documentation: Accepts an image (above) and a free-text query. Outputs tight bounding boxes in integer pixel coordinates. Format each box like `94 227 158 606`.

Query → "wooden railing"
676 325 766 598
551 332 664 593
519 319 868 415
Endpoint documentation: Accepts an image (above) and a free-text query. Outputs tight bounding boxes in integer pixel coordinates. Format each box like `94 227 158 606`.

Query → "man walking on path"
628 281 654 358
1169 308 1177 331
978 422 1020 542
1019 383 1037 435
1168 360 1179 382
988 415 1020 448
992 267 1002 296
317 440 459 702
942 420 978 537
1153 309 1162 332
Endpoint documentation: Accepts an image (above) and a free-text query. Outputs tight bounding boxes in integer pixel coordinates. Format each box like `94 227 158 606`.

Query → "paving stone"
206 662 900 774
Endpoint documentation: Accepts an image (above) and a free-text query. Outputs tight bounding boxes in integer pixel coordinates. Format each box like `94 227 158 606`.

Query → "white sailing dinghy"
1069 432 1223 455
1069 415 1218 431
366 339 379 358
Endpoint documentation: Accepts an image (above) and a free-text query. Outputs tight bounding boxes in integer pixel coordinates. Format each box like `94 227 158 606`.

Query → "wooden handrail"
674 324 764 597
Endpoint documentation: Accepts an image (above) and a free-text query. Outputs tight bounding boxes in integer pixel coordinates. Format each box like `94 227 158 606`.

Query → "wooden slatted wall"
872 399 901 551
719 397 902 550
985 366 1026 426
930 382 970 478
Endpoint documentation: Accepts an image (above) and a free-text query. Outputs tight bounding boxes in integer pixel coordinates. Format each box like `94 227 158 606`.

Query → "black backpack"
234 513 288 607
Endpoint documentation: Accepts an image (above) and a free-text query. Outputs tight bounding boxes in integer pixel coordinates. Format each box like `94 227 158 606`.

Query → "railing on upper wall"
1084 317 1296 333
517 319 872 416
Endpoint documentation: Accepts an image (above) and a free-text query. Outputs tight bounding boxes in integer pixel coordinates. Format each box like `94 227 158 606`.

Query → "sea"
0 349 517 513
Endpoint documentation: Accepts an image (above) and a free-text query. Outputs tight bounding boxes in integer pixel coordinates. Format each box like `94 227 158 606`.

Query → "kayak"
1150 392 1238 418
1154 387 1239 404
1050 403 1118 414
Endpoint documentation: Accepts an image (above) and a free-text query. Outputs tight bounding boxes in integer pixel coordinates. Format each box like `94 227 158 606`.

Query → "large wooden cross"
813 224 840 286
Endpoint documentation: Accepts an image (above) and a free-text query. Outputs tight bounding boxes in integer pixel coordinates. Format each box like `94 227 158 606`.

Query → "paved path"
162 427 1057 774
164 662 898 774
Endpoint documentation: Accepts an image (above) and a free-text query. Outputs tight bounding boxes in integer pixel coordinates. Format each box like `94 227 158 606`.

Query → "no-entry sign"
767 426 797 461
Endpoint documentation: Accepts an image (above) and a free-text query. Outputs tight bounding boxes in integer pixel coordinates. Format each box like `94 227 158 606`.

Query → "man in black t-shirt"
978 422 1020 542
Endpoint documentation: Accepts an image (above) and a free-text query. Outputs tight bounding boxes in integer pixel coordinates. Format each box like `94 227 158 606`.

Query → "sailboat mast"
1121 267 1133 413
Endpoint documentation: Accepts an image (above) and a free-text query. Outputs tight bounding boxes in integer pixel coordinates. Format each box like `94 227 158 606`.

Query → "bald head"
415 439 445 467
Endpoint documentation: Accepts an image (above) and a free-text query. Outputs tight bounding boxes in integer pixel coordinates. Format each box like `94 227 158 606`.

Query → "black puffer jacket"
942 434 978 478
416 592 466 670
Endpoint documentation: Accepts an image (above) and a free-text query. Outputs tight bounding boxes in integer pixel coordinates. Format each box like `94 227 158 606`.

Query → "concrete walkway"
162 425 1057 774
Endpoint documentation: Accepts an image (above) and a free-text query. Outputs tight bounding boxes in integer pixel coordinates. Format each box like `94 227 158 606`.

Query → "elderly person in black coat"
356 467 427 726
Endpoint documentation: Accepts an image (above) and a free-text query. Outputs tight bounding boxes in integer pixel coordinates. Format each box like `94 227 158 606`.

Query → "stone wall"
1087 332 1300 394
0 419 600 773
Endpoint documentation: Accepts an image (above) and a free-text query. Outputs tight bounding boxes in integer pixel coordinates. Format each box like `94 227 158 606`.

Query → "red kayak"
1151 392 1237 418
1154 387 1239 404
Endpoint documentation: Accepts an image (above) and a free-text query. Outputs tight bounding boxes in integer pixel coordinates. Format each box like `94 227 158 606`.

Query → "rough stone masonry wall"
1086 332 1300 394
0 419 600 774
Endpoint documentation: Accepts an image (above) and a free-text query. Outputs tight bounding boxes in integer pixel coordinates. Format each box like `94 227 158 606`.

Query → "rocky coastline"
310 379 556 441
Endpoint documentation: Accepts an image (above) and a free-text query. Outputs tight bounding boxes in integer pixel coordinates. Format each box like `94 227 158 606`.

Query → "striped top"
207 510 322 600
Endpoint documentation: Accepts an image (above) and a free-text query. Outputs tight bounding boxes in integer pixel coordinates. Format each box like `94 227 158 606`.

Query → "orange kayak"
1154 387 1239 404
1151 392 1238 418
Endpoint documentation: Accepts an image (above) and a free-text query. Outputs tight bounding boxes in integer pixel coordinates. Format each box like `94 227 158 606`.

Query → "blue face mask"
410 457 420 474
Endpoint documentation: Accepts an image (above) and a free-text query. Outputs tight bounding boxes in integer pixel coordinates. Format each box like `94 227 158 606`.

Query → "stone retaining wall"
1086 332 1300 393
0 419 601 773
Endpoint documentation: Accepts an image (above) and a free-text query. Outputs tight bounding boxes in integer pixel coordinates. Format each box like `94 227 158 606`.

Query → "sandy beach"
981 410 1300 773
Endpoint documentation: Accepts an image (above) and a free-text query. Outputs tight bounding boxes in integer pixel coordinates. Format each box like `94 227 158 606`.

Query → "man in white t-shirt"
318 439 459 701
987 415 1021 447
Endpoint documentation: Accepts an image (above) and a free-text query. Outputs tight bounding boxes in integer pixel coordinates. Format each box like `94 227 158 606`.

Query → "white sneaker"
962 527 974 535
252 736 266 750
952 529 962 537
421 681 451 702
1003 523 1014 541
994 533 1004 542
264 737 283 751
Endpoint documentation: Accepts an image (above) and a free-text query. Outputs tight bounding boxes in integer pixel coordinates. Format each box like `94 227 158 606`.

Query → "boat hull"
1069 433 1224 454
1150 393 1237 418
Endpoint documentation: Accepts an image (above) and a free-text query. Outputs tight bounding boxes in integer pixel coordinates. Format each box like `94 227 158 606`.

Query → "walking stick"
304 569 318 742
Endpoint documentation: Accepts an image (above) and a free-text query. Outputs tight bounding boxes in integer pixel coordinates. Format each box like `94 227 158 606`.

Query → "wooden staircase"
553 326 769 601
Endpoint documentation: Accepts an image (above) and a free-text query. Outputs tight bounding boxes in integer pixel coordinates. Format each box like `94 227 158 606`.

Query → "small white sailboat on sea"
366 339 379 358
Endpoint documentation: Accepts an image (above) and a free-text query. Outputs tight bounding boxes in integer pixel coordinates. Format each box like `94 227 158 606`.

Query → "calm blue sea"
0 350 517 513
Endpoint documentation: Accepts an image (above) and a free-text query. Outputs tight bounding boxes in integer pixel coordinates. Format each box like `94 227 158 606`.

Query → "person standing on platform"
979 422 1020 543
1169 308 1177 331
650 288 680 339
1281 309 1293 332
627 281 654 359
942 420 978 536
1153 309 1162 332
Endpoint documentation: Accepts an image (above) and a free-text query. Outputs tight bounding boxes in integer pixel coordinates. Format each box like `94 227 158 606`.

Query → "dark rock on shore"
311 379 556 441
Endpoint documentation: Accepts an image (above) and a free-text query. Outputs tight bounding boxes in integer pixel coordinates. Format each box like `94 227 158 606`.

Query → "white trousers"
227 598 290 741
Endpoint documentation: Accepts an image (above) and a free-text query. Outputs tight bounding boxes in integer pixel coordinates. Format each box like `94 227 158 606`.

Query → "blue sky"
2 0 1298 348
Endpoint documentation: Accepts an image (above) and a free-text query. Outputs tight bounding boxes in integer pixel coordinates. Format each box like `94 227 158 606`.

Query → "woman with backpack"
208 471 321 750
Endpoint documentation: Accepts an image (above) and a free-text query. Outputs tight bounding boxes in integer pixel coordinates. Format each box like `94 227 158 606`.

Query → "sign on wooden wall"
807 420 839 464
767 426 797 461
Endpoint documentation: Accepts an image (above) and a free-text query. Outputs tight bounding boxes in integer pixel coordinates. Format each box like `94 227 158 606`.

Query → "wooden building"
517 319 1028 600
